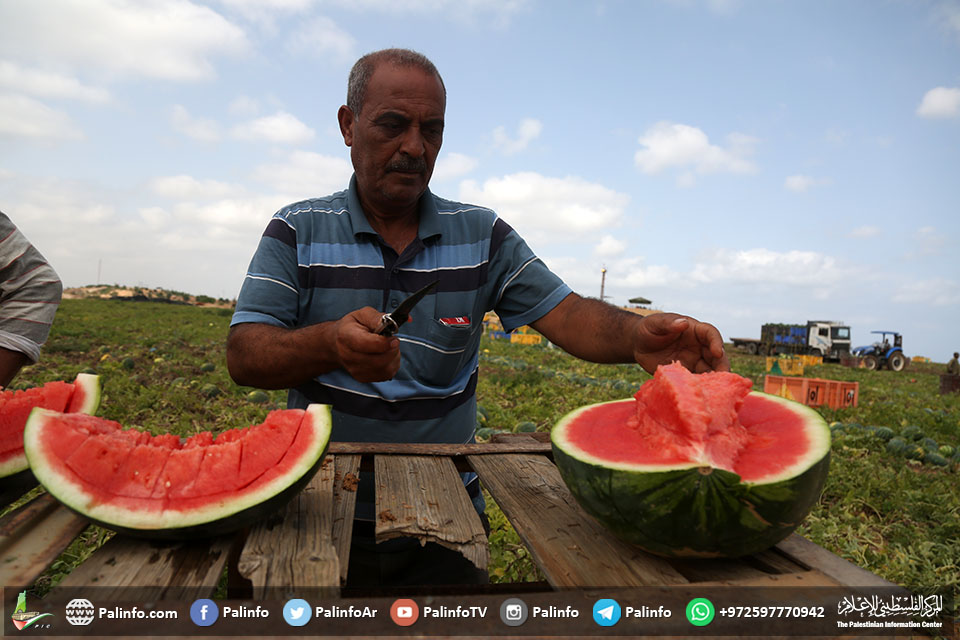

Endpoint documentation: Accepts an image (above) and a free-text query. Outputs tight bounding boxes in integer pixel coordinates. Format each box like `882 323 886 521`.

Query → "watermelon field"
5 298 959 605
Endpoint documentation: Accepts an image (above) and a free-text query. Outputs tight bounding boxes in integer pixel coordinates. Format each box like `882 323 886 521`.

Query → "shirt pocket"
402 319 480 387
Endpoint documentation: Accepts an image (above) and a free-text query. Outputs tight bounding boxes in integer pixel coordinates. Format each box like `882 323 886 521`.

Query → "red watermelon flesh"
0 374 100 479
35 409 311 507
565 361 811 482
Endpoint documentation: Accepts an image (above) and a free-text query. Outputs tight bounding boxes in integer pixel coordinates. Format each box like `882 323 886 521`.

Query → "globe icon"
65 598 95 626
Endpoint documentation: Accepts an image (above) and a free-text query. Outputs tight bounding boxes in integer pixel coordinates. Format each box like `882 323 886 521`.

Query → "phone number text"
719 606 826 618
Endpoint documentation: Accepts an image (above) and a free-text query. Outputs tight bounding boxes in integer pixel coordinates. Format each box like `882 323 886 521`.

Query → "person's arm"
0 213 63 387
531 293 729 373
227 306 402 389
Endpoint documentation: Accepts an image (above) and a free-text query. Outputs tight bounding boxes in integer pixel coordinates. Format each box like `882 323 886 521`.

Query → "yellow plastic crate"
510 333 542 346
765 356 805 376
799 355 823 367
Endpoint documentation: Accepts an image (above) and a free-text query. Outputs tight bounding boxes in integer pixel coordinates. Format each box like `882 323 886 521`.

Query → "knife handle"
376 314 399 337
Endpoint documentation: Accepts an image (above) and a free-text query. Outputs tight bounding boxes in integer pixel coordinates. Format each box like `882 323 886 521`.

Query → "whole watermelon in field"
551 362 830 558
24 404 331 539
0 373 100 486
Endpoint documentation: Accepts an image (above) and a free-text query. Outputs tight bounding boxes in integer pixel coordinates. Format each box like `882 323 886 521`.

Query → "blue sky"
1 0 958 360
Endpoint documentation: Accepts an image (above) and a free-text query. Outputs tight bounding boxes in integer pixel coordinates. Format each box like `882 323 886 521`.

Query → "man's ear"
337 105 355 146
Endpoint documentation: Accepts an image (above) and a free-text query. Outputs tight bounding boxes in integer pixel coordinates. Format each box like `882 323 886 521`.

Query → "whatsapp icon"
685 598 715 626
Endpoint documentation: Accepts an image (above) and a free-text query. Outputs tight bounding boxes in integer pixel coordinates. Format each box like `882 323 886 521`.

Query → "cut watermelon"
23 404 332 539
0 373 100 486
551 362 830 558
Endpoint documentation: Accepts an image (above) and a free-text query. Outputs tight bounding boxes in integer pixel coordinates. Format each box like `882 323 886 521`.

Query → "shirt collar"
346 174 442 241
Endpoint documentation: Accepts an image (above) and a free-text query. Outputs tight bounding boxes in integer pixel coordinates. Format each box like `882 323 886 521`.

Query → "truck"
730 321 852 360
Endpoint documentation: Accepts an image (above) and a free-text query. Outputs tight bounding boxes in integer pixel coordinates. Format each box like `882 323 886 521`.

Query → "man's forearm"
531 294 642 363
227 322 340 389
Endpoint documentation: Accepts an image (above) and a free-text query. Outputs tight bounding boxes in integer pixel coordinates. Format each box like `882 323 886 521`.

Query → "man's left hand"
632 313 729 373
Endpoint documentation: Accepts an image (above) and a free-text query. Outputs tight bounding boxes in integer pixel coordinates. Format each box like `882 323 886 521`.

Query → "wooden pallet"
0 434 920 636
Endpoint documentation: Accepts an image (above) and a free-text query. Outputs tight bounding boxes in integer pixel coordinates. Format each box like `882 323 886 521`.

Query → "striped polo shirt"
0 213 63 362
232 175 571 448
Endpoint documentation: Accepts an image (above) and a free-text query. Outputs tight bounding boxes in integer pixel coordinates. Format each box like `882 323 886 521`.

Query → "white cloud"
690 248 846 288
0 94 83 141
228 95 261 117
231 111 315 144
594 234 626 258
916 86 960 119
784 174 830 192
171 105 222 142
492 118 543 155
316 0 531 26
848 225 881 239
285 16 356 61
892 277 959 306
0 61 110 103
431 152 478 184
0 0 249 81
634 121 757 184
149 175 243 200
459 172 629 243
250 150 353 197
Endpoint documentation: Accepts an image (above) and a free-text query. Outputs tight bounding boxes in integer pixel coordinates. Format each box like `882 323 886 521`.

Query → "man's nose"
399 126 426 157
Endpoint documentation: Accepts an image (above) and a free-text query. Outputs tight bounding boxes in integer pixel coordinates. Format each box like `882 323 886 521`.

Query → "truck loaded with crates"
730 321 851 360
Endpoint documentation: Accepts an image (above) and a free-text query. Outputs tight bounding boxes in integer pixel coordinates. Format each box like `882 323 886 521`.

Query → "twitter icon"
283 598 311 627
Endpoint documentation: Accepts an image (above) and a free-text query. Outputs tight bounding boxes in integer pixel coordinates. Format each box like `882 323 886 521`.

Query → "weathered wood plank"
56 534 232 599
237 456 340 597
0 493 88 587
694 569 840 587
374 455 488 571
469 453 688 587
331 454 360 585
775 534 899 588
329 440 551 456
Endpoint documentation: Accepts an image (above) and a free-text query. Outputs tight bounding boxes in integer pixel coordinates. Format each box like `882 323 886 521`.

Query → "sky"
1 0 958 360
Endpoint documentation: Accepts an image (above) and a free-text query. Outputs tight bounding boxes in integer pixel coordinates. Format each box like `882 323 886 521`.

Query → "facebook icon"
190 599 219 627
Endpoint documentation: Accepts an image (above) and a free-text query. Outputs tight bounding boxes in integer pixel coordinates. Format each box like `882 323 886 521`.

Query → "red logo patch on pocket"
439 316 470 327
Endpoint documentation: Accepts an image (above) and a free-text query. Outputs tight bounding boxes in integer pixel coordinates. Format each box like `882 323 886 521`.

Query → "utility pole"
600 266 607 302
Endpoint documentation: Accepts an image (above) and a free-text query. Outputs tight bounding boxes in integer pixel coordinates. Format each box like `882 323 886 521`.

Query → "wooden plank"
695 569 840 587
329 440 551 456
470 452 688 587
331 454 360 585
374 455 488 571
237 456 340 597
0 493 88 586
56 534 232 599
775 534 899 588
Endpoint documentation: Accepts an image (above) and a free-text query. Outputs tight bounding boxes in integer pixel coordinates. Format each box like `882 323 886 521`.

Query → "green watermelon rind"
550 391 831 558
0 373 101 482
23 404 331 540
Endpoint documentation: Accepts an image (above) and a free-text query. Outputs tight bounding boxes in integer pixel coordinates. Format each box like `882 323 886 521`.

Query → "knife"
375 280 439 336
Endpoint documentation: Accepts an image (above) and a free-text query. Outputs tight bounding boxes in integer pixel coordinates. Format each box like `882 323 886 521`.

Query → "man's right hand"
331 307 402 382
226 309 403 390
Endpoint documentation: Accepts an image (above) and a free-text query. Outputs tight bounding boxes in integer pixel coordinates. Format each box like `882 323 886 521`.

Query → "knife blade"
375 280 439 336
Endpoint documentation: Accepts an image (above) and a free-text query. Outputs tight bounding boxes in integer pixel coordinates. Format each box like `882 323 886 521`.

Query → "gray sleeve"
0 213 63 361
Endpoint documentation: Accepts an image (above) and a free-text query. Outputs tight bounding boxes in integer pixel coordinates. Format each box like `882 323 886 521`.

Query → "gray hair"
346 48 445 115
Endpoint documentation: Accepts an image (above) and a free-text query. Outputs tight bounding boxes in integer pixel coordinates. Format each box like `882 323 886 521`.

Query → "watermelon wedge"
0 373 100 486
23 404 332 539
551 362 830 558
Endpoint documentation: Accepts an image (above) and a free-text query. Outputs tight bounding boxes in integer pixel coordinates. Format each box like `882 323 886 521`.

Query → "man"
227 48 728 585
0 213 63 388
947 352 960 376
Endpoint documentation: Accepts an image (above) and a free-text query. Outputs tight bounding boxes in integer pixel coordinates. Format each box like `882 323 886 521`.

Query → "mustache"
386 157 427 173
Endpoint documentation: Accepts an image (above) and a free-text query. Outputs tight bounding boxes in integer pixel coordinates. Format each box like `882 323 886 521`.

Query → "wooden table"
1 433 927 637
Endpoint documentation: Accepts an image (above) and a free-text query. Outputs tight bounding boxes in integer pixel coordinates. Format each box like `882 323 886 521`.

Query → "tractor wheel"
746 343 758 355
863 355 879 371
887 352 906 372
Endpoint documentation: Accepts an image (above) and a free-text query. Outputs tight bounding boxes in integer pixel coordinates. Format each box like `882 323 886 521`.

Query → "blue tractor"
852 331 907 371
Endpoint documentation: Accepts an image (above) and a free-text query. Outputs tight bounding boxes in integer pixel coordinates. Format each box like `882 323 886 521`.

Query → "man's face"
340 64 445 216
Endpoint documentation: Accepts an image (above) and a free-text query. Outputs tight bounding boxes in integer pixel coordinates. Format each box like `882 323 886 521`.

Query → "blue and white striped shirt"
233 175 570 448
